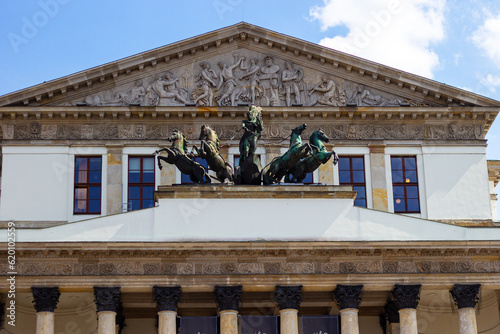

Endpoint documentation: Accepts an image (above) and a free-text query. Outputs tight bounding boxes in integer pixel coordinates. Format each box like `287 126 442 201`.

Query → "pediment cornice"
1 23 499 109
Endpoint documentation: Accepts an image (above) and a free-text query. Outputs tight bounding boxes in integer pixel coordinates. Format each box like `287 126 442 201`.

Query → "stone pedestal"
339 308 359 334
279 309 299 334
158 311 177 334
220 310 238 334
398 309 417 334
36 312 55 334
97 311 116 334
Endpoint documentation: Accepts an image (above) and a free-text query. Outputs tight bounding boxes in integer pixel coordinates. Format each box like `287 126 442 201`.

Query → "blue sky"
1 0 500 155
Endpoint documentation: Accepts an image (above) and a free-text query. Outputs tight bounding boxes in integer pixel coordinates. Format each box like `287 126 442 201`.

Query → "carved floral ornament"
333 284 363 310
74 53 427 108
31 287 61 312
93 287 122 313
153 286 181 311
275 285 302 310
214 285 243 311
450 284 481 309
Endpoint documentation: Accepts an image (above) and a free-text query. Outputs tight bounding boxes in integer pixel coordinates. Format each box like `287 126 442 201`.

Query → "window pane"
353 186 366 199
406 186 419 198
394 198 405 212
143 157 155 170
352 170 365 183
89 186 101 200
352 158 364 170
197 158 208 169
74 200 87 212
143 186 154 199
181 173 192 183
339 158 350 170
129 170 141 183
129 157 141 170
89 158 101 170
142 199 154 209
75 188 87 200
407 199 420 212
234 156 240 167
75 171 87 183
404 157 416 170
89 170 101 183
143 170 155 183
393 186 405 198
302 173 313 183
89 200 100 213
392 170 403 183
405 171 417 183
75 158 87 171
391 157 402 170
129 199 140 211
354 198 366 208
339 170 351 183
129 186 141 199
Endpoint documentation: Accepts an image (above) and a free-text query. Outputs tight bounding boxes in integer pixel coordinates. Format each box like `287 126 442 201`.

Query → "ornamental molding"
153 286 181 311
214 285 242 311
275 285 302 310
31 287 61 312
450 284 481 309
1 23 498 108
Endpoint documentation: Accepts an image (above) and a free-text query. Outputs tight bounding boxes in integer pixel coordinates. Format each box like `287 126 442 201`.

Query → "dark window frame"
74 156 102 215
338 155 367 208
391 156 420 213
128 156 156 211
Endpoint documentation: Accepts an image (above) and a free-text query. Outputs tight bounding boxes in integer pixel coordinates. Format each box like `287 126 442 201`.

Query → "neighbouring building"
1 22 500 334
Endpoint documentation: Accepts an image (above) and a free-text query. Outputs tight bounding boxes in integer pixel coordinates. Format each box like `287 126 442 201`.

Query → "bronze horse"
192 125 233 183
155 130 211 183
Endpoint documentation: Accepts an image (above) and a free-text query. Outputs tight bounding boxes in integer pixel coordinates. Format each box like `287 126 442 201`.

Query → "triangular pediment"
1 22 499 108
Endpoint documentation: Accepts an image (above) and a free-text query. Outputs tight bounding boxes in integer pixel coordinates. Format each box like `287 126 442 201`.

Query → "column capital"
391 284 421 310
31 287 60 312
275 285 302 310
214 285 242 311
153 286 181 312
93 287 121 313
384 300 400 324
333 285 363 310
450 284 481 309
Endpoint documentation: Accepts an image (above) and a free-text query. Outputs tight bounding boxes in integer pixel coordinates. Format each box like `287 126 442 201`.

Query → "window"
391 156 420 213
181 157 208 184
338 156 367 207
74 156 102 214
128 156 155 211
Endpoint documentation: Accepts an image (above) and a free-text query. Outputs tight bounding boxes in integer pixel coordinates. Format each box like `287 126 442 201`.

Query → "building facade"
1 23 500 334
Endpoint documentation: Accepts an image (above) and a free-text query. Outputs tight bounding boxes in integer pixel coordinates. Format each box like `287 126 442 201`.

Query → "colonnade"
22 284 482 334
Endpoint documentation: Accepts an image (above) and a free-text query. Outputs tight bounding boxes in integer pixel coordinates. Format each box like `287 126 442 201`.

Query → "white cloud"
479 74 500 93
309 0 447 78
471 13 500 69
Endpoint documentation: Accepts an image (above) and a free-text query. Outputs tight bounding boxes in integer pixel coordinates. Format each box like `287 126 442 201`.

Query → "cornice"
1 23 499 108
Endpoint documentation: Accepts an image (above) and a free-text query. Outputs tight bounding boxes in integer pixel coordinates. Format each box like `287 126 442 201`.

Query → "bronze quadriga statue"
235 105 263 185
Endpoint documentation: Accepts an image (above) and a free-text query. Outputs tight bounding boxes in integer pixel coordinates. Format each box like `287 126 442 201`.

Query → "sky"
1 1 500 195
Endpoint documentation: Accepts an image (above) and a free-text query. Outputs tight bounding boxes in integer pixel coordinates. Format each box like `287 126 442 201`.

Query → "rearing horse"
192 125 234 183
262 123 311 185
155 130 211 183
285 129 338 183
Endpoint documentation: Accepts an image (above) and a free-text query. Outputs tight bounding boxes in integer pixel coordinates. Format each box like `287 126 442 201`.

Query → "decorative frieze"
275 285 302 310
32 287 60 312
93 287 121 313
333 285 363 310
391 285 421 310
153 286 181 311
214 285 242 311
450 284 481 309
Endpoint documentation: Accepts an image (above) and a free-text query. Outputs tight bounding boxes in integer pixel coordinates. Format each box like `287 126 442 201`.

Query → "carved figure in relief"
192 62 218 106
259 56 280 106
308 75 346 106
349 85 399 106
147 72 188 106
285 129 338 183
114 80 146 105
281 61 303 106
216 58 245 106
236 105 264 185
192 125 233 183
155 130 211 183
239 58 263 105
262 124 311 185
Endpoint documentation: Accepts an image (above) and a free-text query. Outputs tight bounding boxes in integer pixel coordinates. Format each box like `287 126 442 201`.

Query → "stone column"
369 144 388 211
450 284 481 334
153 286 181 334
333 285 363 334
215 286 242 334
106 145 123 215
275 285 302 334
32 287 61 334
94 287 122 334
384 300 400 334
391 285 421 334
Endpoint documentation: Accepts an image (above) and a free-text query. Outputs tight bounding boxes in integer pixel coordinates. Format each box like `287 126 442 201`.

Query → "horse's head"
199 125 209 140
167 129 183 142
292 123 307 134
313 128 330 143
